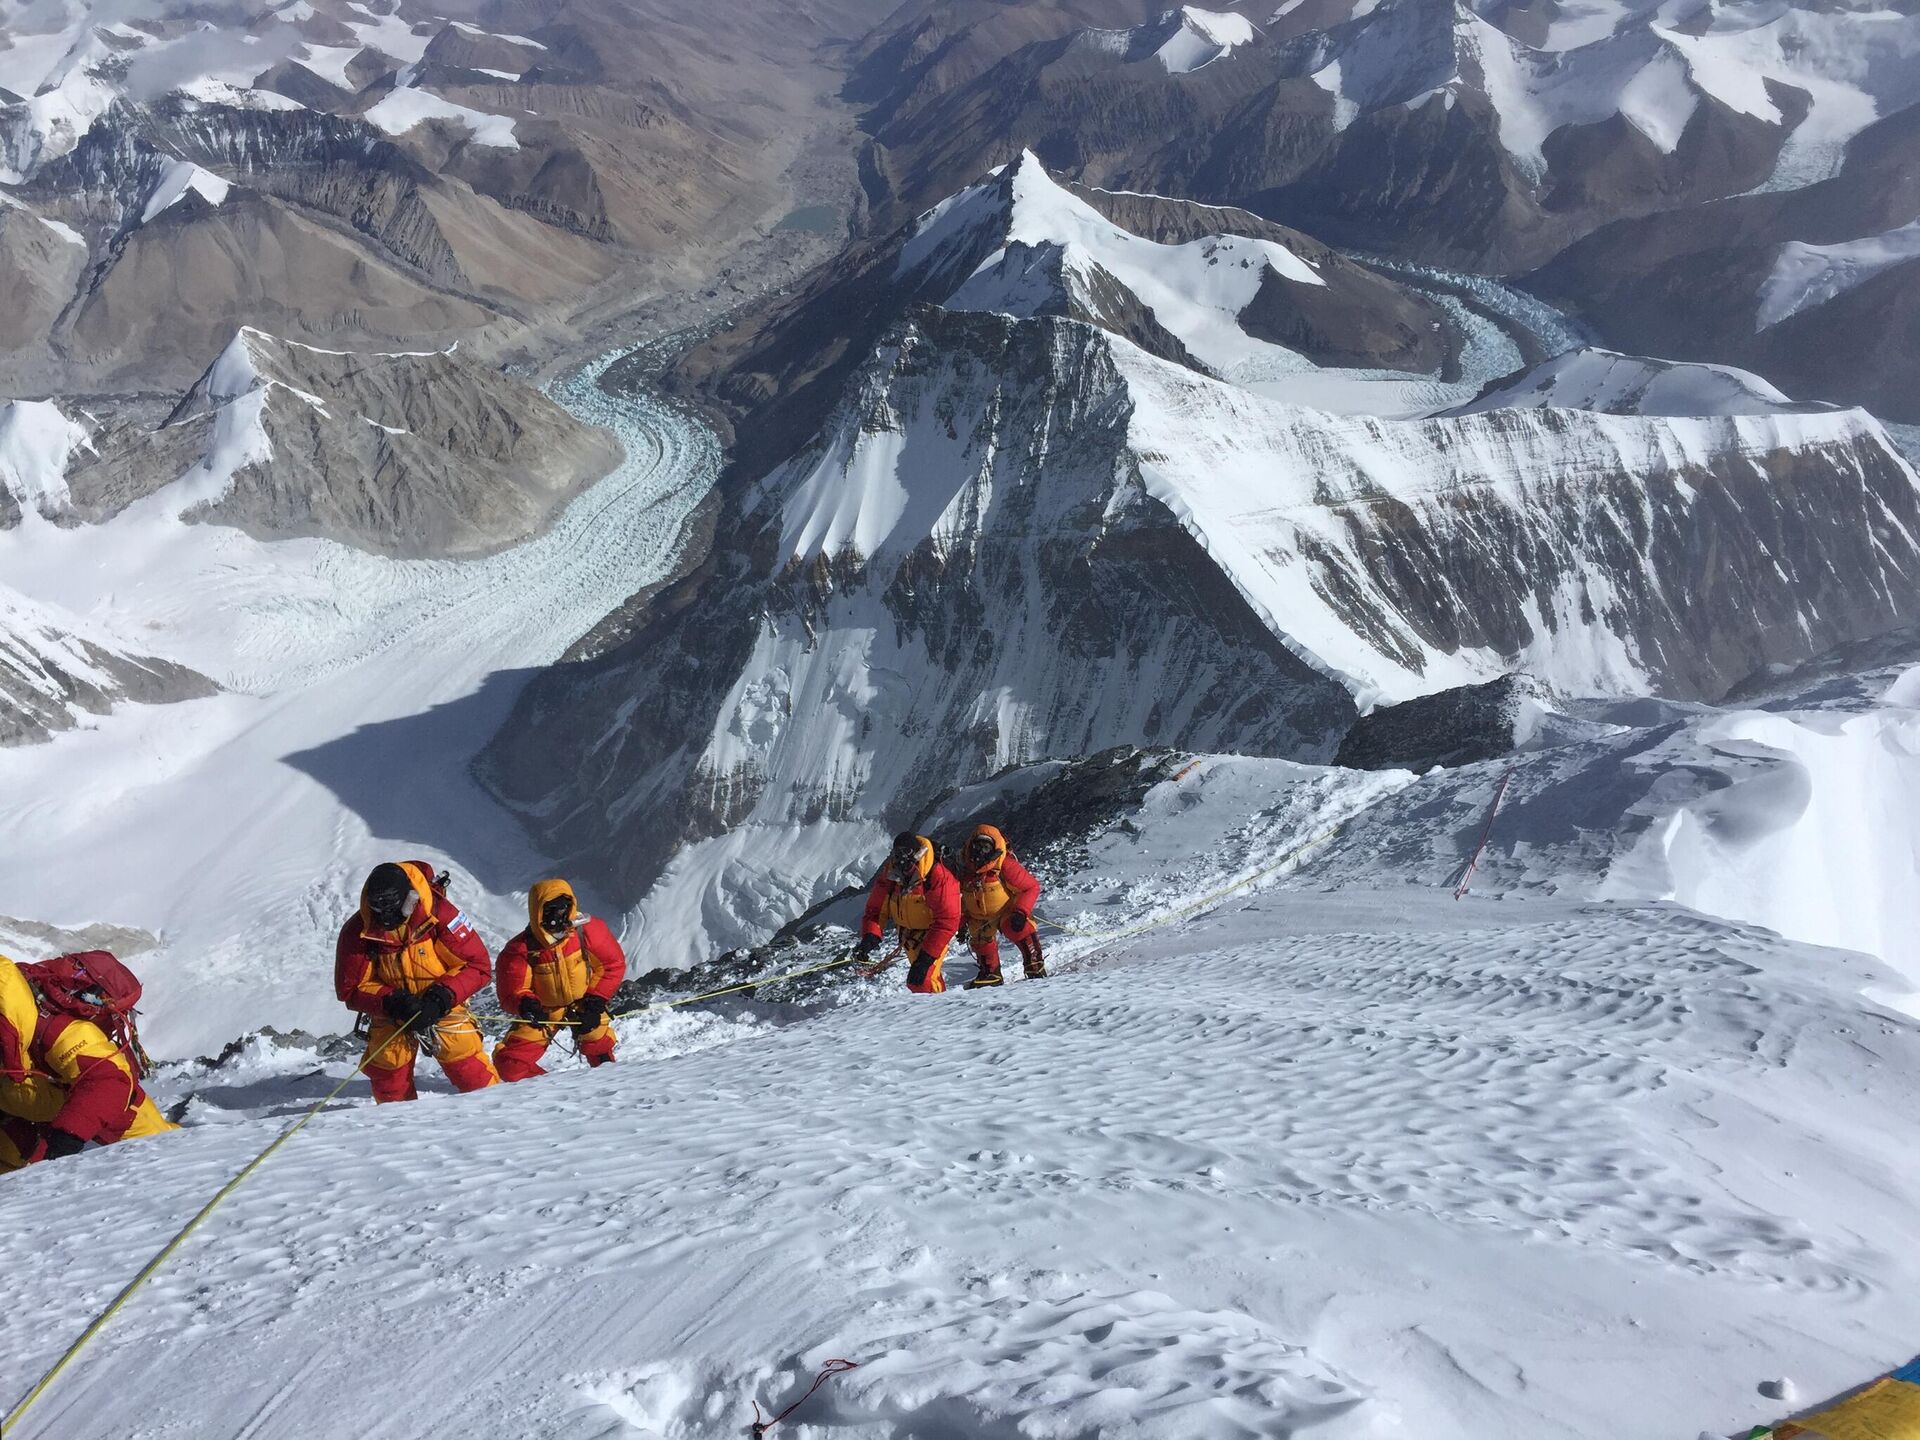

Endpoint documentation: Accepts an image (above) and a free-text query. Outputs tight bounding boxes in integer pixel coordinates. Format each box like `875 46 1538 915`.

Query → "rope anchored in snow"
471 952 862 1024
749 1357 859 1437
1453 766 1516 901
2 1017 423 1436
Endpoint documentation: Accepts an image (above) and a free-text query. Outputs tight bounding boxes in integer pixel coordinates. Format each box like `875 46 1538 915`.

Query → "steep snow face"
898 153 1326 377
1758 220 1920 331
0 582 212 746
1151 7 1262 72
137 159 231 223
1445 347 1798 416
0 0 335 178
1112 337 1920 707
0 398 90 520
6 849 1920 1438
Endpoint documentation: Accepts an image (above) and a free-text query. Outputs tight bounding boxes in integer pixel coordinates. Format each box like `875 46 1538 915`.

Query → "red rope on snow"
1453 766 1516 901
749 1358 859 1437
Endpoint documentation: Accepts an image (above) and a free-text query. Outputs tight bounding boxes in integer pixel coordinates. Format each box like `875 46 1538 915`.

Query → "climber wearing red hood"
492 879 627 1082
857 832 962 994
334 861 498 1103
955 824 1047 988
0 950 176 1169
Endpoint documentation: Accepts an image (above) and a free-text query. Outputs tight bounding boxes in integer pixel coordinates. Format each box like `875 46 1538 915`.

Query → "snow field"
364 85 520 149
0 349 719 1054
3 883 1915 1439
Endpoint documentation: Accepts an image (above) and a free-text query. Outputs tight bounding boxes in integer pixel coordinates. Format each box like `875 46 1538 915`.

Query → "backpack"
21 950 153 1079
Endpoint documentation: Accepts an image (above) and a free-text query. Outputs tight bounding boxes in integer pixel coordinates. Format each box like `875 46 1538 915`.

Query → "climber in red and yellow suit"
955 824 1047 988
493 879 628 1082
0 954 176 1170
334 861 499 1103
857 832 962 994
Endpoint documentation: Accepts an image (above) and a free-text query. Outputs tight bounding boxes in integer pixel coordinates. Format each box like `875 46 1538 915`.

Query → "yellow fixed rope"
3 1020 419 1435
471 952 860 1024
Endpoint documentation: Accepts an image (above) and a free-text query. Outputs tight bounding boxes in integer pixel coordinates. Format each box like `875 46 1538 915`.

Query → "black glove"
41 1128 86 1161
855 934 879 960
384 989 423 1025
1006 909 1029 932
572 994 608 1030
518 995 549 1022
415 983 455 1028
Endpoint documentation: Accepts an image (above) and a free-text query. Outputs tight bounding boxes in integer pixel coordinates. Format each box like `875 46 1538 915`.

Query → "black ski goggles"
540 897 576 933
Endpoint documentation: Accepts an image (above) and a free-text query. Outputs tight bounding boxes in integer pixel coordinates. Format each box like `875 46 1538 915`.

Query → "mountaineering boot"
1018 935 1047 980
965 966 1004 990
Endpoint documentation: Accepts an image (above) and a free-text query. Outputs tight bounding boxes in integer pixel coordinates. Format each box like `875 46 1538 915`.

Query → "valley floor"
3 881 1913 1440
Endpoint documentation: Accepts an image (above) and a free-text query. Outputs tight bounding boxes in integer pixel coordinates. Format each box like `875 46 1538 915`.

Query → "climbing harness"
2 1018 422 1435
749 1357 859 1437
1453 766 1516 900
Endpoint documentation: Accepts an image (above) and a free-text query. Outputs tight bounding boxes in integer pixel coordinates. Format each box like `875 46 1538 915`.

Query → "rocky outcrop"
1334 675 1539 772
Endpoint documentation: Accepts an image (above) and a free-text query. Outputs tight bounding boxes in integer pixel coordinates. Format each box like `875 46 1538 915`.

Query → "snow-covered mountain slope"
1443 346 1800 416
0 349 717 1054
491 291 1920 966
46 328 622 556
0 397 89 524
850 0 1920 331
669 156 1460 479
6 856 1919 1438
897 151 1456 382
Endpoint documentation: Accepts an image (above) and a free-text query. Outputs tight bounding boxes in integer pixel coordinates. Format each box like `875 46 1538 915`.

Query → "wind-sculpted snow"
5 872 1917 1438
0 346 719 1051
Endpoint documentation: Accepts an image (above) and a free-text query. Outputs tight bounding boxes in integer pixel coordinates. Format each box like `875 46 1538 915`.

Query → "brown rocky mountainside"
0 0 902 395
53 328 621 557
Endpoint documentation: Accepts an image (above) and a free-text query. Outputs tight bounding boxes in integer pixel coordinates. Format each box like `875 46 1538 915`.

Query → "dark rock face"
1334 675 1533 773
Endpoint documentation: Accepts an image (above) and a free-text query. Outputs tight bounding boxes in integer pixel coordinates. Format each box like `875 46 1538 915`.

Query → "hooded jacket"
495 879 627 1014
955 824 1041 923
334 860 492 1017
0 954 175 1147
860 835 961 959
